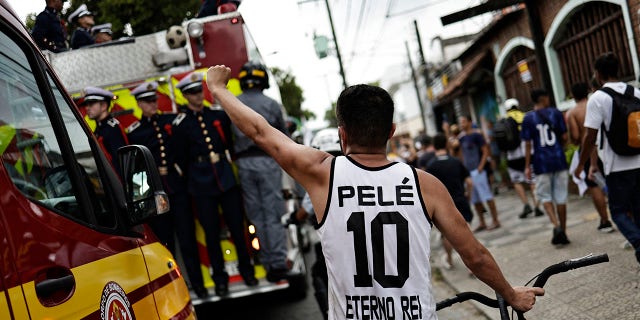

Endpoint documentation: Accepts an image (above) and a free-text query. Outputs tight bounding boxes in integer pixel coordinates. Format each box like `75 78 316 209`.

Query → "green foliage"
270 67 315 121
67 0 201 38
324 102 337 127
25 13 37 30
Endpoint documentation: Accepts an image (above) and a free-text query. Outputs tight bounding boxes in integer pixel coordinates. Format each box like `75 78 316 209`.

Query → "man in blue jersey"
205 65 543 319
522 89 570 245
458 115 501 231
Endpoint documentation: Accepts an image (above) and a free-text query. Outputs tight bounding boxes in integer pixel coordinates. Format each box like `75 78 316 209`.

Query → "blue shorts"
470 169 493 204
535 170 568 204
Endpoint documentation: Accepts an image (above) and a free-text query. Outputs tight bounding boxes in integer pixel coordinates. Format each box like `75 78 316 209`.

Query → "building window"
553 2 633 97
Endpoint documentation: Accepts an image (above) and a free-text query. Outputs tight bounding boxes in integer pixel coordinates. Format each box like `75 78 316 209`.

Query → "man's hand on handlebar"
508 286 545 313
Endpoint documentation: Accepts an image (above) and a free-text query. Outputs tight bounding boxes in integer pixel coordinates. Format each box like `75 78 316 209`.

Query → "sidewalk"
432 188 640 319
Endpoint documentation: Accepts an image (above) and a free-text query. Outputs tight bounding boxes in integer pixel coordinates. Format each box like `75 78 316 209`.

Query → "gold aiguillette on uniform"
209 152 220 163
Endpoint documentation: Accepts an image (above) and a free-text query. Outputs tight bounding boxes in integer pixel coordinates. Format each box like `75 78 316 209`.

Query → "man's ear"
338 126 347 151
388 123 396 139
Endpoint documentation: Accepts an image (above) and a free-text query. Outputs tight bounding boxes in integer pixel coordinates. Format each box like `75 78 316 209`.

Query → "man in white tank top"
206 65 544 319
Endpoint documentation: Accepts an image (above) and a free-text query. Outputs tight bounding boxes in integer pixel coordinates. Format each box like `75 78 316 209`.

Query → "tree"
270 67 315 121
25 13 36 31
324 102 337 127
66 0 201 38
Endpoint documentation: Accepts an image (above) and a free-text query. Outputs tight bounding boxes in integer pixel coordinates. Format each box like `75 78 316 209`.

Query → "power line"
385 0 449 18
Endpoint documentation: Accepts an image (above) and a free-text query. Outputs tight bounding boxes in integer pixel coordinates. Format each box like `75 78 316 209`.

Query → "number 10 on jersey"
347 211 410 288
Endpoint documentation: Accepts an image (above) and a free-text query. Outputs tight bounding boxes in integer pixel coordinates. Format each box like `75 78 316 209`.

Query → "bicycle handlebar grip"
566 253 609 270
435 296 459 311
533 253 609 287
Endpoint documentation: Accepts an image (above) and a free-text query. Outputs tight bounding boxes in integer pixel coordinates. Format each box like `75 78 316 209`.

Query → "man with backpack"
522 89 570 246
497 98 543 219
574 52 640 265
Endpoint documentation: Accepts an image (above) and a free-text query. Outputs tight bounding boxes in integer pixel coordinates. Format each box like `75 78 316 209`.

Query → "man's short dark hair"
594 52 619 80
336 84 394 149
531 88 549 103
571 82 589 101
419 135 432 147
433 133 447 150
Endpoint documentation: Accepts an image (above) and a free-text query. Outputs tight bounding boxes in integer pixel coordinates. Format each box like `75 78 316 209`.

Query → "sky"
7 0 491 129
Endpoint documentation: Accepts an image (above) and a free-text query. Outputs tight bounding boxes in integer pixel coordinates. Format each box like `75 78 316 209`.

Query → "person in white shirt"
574 52 640 265
206 65 543 319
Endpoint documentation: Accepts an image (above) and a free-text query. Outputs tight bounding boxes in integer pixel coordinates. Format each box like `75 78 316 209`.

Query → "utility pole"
405 41 427 132
413 20 430 93
324 0 348 90
413 20 434 134
299 0 348 90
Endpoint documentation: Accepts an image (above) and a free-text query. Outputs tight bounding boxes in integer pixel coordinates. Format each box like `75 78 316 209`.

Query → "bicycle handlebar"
531 253 609 287
436 253 609 319
436 292 499 310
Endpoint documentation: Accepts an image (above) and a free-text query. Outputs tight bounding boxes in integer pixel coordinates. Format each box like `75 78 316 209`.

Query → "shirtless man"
566 82 614 233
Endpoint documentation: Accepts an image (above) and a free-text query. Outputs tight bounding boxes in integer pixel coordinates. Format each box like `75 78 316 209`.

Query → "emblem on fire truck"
100 282 135 320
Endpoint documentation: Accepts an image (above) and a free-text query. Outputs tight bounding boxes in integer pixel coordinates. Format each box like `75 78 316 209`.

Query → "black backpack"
599 85 640 156
494 117 521 151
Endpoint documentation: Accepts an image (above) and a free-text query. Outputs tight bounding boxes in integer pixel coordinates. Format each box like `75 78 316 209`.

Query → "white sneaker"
440 254 453 270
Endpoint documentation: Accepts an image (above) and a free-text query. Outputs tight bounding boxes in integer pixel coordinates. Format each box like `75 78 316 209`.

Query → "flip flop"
487 223 501 230
473 225 487 232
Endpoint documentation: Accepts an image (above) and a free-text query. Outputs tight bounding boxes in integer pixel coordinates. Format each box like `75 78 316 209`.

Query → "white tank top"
317 156 436 320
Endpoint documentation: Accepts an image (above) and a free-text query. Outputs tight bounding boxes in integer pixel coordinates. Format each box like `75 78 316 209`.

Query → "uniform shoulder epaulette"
107 118 120 127
127 121 141 133
173 112 186 126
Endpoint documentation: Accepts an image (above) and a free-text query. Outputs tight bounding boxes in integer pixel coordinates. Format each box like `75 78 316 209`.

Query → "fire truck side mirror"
118 145 170 225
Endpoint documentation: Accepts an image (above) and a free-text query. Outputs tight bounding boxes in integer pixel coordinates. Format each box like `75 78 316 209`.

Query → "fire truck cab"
0 1 195 319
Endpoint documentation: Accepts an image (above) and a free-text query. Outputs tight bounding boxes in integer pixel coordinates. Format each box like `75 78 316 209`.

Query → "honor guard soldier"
80 86 128 173
127 81 208 298
91 23 113 44
68 4 95 49
32 0 69 52
171 72 257 297
235 61 291 282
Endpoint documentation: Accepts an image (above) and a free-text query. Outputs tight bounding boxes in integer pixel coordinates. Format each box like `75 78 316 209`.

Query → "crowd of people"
403 53 640 271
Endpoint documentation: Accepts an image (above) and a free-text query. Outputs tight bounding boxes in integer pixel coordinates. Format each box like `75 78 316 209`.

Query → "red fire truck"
45 4 307 304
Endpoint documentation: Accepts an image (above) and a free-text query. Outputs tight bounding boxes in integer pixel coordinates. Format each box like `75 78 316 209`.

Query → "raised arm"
206 65 332 213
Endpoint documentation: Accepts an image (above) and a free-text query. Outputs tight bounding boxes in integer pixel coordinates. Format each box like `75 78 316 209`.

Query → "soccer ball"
166 25 187 49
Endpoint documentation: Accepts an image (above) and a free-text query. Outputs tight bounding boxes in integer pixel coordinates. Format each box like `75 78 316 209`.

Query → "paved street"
432 187 640 319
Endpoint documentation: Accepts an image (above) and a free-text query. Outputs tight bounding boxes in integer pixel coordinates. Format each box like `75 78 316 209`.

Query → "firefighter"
68 4 95 49
91 23 113 44
234 61 291 282
31 0 68 52
80 86 127 173
126 81 208 298
171 72 257 297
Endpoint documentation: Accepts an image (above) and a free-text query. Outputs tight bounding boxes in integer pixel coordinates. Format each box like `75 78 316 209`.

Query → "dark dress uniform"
68 4 95 49
79 86 127 173
171 105 256 295
127 111 207 296
94 115 128 173
71 27 95 49
32 6 68 52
